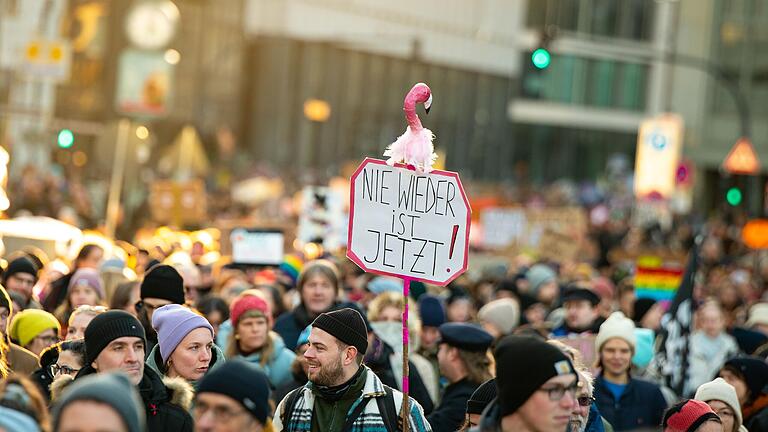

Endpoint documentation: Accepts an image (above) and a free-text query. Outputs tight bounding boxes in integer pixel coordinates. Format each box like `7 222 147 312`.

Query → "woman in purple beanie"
146 304 225 385
53 268 106 330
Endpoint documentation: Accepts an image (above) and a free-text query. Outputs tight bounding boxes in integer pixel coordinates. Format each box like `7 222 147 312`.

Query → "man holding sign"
274 308 431 432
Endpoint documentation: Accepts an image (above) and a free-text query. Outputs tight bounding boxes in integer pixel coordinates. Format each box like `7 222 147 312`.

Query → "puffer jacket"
76 364 194 432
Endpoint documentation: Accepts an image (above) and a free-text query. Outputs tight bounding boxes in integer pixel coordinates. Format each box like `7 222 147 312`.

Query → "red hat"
663 399 720 432
230 295 272 328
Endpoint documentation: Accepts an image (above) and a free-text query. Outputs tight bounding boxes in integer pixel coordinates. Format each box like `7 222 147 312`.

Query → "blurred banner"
149 179 207 226
115 49 174 117
634 114 684 200
479 207 587 259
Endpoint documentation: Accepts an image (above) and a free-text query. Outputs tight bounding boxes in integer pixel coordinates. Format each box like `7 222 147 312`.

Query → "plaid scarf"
275 365 432 432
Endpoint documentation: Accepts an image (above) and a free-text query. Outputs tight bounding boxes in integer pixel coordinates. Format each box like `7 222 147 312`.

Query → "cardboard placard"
347 158 471 286
480 207 587 256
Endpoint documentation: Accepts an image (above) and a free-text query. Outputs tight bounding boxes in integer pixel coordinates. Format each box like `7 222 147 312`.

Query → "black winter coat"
139 368 194 432
77 365 193 432
744 395 768 432
427 378 479 432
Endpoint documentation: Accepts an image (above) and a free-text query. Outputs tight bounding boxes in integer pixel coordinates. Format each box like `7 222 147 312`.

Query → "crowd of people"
0 215 766 432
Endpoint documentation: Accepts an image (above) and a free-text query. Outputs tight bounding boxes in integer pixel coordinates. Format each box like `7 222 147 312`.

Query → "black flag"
654 240 699 397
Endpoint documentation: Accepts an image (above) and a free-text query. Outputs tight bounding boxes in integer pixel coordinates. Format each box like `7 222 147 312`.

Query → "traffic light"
531 27 556 70
531 48 551 69
57 129 74 148
726 187 742 206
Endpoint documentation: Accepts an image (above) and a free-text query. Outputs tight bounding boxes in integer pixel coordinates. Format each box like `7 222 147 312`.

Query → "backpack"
280 385 402 432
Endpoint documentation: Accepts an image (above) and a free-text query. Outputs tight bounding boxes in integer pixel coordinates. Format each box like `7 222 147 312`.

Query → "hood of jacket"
139 366 195 409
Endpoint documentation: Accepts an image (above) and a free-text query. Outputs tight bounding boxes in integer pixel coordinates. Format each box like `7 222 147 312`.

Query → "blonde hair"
56 298 107 327
457 349 495 385
367 291 421 331
67 305 107 327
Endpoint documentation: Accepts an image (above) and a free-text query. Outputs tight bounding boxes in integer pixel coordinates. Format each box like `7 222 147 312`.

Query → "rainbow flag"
634 262 684 302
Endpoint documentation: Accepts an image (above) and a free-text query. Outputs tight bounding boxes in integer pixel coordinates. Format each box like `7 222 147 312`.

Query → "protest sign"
230 229 284 266
479 207 586 257
347 158 471 286
297 186 346 251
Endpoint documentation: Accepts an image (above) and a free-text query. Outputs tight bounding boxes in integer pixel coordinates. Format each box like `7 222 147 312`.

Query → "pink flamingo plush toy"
384 83 437 174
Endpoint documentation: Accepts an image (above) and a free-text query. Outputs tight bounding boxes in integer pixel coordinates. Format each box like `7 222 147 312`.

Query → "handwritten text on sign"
347 158 470 286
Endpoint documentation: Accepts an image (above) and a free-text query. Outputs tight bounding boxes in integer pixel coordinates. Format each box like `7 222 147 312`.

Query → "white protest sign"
231 229 284 265
297 186 346 251
347 158 471 286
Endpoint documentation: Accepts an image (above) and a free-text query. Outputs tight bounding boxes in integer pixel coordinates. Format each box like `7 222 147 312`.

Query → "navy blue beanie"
419 294 446 328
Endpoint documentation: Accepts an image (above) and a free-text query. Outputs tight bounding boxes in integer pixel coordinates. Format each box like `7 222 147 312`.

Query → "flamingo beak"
424 94 432 114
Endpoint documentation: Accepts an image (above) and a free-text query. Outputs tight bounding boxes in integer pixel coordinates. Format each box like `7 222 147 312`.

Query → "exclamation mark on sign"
449 225 459 259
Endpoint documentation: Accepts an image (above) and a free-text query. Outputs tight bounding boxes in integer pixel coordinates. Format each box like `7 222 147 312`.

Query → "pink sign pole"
401 277 411 431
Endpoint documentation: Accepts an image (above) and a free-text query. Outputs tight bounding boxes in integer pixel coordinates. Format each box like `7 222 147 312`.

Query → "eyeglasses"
134 300 167 314
539 382 579 402
578 396 595 407
194 402 249 423
49 364 80 376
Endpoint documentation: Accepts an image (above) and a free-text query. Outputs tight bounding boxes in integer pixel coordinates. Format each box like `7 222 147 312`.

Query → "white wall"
244 0 525 76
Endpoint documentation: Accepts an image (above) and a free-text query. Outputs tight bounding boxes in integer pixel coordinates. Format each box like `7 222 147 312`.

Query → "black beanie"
467 378 497 415
197 359 271 424
312 308 368 354
3 257 38 283
495 335 577 416
140 265 185 304
723 356 768 400
633 298 657 323
84 310 146 364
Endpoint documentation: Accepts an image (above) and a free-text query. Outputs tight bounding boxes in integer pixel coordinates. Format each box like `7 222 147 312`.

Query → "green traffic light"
532 48 551 69
57 129 74 148
726 187 742 206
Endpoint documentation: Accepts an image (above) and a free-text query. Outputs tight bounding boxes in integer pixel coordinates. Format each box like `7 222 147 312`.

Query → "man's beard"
569 412 588 432
309 355 344 386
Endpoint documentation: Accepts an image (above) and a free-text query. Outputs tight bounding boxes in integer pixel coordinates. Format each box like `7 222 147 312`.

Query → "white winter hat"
478 298 520 336
694 377 743 431
595 311 636 352
746 302 768 328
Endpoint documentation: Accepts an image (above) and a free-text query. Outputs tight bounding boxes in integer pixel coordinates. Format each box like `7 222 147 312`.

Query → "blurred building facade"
3 0 768 215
